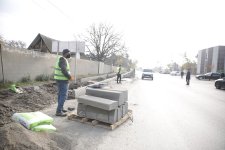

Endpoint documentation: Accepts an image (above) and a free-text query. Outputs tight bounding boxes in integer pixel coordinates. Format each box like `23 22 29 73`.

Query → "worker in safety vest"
117 65 122 84
54 49 74 116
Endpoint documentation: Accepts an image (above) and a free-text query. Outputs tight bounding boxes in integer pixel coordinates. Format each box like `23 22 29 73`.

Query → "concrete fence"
0 44 118 82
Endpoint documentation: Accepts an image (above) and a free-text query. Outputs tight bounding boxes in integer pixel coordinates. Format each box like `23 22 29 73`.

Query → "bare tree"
83 23 126 62
6 40 26 49
0 35 5 44
0 35 26 48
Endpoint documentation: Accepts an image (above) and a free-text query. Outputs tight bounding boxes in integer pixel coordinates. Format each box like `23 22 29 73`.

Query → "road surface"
45 72 225 150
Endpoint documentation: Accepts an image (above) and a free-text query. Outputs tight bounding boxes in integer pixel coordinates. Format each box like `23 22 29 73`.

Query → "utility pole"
0 44 5 83
74 41 77 84
74 41 80 84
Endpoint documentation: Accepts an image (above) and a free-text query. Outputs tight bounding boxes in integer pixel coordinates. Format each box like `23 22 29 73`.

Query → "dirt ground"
0 83 64 150
0 83 58 127
0 80 111 150
0 72 134 150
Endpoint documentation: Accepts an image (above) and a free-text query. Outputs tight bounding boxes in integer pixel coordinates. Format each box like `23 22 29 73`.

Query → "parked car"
196 72 220 80
215 77 225 89
142 69 153 80
170 71 181 76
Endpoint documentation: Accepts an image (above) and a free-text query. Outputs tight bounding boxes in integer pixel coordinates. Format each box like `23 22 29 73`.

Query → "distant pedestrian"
220 72 225 78
117 65 122 84
181 71 184 79
186 69 191 85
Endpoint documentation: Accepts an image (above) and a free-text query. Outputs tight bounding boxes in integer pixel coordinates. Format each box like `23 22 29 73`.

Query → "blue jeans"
56 80 69 113
117 74 121 83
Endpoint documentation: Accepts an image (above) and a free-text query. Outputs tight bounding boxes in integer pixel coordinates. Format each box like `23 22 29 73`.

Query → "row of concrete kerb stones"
72 69 134 99
77 88 128 124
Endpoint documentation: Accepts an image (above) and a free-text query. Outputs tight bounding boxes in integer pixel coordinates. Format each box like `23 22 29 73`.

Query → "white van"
170 71 181 76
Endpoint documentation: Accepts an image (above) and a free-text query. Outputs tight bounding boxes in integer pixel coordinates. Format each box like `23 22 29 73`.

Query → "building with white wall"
197 46 225 74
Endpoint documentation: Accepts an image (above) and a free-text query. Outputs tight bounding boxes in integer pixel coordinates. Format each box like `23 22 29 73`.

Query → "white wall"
197 50 202 74
0 45 115 82
212 46 219 73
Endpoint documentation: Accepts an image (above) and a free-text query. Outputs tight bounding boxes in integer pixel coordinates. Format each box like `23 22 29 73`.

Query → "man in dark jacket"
181 71 184 79
220 72 225 78
186 69 191 85
54 49 73 116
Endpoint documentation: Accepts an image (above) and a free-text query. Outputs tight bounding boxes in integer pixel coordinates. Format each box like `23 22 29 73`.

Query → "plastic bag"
12 111 53 129
31 124 56 132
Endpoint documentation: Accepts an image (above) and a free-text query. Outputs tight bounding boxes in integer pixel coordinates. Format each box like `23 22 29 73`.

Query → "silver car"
142 69 153 80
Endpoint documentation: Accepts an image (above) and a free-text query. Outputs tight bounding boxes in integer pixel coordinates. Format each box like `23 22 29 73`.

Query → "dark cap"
62 49 70 55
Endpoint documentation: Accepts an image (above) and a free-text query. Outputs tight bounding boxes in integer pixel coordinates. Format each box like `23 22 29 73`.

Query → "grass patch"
0 81 13 90
35 74 50 81
20 75 31 83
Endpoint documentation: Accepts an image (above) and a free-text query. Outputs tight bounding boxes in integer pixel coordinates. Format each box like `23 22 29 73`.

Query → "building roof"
28 33 85 54
28 33 58 52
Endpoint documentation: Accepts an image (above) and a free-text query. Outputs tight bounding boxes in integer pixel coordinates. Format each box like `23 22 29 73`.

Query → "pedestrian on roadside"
181 71 184 79
117 65 122 84
220 72 225 78
186 69 191 85
54 49 74 117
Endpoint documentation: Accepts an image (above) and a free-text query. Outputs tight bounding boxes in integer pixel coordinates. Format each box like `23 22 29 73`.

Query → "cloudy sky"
1 0 225 68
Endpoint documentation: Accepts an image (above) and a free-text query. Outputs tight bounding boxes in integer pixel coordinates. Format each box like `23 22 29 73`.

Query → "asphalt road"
45 72 225 150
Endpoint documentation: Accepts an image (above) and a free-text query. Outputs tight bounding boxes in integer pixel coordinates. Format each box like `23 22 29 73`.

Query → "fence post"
0 44 5 83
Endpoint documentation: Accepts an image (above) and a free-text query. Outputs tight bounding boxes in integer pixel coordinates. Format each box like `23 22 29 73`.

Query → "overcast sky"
1 0 225 68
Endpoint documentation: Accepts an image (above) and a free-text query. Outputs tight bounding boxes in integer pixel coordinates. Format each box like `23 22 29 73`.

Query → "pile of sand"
0 122 72 150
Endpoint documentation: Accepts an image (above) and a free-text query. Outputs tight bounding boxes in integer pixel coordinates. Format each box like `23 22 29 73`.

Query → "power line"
46 0 72 23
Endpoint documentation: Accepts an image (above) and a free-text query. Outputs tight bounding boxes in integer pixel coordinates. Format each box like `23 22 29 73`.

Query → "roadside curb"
73 70 135 98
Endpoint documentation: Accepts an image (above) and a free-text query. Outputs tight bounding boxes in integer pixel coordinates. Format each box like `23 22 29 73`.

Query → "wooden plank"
67 109 133 130
110 110 133 130
67 113 76 120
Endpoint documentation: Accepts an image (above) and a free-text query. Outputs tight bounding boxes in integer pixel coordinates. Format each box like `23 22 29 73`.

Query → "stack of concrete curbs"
77 88 128 124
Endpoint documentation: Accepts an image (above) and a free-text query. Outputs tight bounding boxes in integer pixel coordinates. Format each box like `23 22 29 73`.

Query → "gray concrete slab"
110 88 128 102
122 102 128 117
77 95 118 111
77 105 119 124
117 105 122 121
86 88 126 105
77 103 87 117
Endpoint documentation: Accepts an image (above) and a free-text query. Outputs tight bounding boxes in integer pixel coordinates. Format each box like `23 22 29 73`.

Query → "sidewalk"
42 77 136 127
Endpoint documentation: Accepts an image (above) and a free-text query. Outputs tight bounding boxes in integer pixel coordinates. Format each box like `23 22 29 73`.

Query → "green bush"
35 74 50 81
49 74 54 81
20 75 31 83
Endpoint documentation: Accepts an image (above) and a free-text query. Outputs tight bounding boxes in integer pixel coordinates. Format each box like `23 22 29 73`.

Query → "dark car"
142 69 153 80
196 72 220 80
215 77 225 89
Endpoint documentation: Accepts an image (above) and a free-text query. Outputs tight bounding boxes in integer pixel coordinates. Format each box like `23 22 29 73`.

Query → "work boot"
68 107 75 111
55 112 67 117
62 109 68 113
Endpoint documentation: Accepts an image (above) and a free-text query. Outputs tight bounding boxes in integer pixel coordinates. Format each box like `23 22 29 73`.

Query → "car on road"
170 71 181 76
215 77 225 89
142 69 153 80
196 72 221 80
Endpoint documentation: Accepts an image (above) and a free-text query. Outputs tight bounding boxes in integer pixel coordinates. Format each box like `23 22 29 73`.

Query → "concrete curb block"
74 70 135 98
80 72 116 83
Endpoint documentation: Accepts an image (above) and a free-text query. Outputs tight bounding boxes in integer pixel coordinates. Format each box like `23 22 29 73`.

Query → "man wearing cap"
54 49 73 116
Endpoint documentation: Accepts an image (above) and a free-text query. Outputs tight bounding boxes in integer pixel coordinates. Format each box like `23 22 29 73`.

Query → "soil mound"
0 83 57 126
0 83 73 150
0 122 72 150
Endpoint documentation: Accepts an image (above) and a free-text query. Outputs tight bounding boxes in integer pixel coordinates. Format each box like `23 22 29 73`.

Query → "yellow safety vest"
117 67 121 74
54 56 70 80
